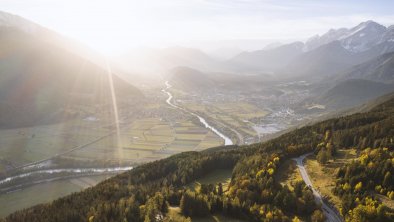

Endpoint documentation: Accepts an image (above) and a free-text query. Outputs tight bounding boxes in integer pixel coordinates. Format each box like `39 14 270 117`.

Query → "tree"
292 216 301 222
180 191 210 217
294 180 304 198
317 149 330 164
218 183 223 196
144 193 168 222
383 172 391 187
311 209 325 222
354 182 363 192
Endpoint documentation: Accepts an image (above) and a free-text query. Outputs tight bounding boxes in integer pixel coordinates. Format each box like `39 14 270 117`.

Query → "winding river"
162 81 233 146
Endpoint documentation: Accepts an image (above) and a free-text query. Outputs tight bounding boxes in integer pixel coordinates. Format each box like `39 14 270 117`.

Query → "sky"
2 0 394 55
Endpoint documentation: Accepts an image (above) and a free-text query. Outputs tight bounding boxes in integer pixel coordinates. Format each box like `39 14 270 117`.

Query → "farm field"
0 119 113 173
182 102 269 139
0 174 112 217
64 117 223 164
0 115 224 173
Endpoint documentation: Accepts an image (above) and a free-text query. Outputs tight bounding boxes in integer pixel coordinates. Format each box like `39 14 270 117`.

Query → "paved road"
293 153 343 222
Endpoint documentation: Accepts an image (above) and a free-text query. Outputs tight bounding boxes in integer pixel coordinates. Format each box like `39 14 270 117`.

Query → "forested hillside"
3 95 394 222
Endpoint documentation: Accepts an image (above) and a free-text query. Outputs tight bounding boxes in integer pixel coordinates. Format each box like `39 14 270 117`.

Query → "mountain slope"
228 42 304 72
225 21 394 77
115 46 225 77
286 41 356 78
316 79 393 109
287 41 394 79
0 27 141 128
304 20 393 53
338 52 394 83
168 66 216 91
0 10 106 67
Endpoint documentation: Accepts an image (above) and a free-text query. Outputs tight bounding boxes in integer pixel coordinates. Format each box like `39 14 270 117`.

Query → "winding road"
293 153 343 222
162 81 233 146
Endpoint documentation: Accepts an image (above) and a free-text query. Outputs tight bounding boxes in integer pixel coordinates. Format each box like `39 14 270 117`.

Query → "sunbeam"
105 59 123 164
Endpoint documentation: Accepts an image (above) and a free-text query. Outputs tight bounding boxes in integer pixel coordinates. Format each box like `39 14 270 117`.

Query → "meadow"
183 102 269 140
65 117 223 163
187 169 232 192
304 149 357 209
0 115 223 174
0 119 112 173
0 174 111 217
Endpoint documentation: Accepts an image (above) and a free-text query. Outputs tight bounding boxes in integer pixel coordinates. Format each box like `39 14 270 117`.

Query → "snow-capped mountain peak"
339 20 387 52
305 20 393 53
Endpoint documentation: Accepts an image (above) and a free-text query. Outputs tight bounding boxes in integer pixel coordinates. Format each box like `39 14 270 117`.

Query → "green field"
0 175 111 217
183 102 269 138
65 118 223 163
168 206 247 222
0 116 224 173
0 119 112 172
188 169 232 192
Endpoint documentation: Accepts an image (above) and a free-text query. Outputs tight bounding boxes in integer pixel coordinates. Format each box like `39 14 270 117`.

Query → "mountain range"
166 20 394 111
231 20 394 78
114 20 394 84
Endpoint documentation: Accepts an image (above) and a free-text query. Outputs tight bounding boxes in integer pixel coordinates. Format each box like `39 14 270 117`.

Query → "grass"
275 159 302 190
0 120 111 170
304 149 357 209
64 118 223 162
168 207 247 222
191 214 247 222
0 175 111 217
182 102 269 139
187 169 232 192
0 115 223 174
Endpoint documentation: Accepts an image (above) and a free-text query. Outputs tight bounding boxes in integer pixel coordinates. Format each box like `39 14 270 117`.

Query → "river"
162 81 233 146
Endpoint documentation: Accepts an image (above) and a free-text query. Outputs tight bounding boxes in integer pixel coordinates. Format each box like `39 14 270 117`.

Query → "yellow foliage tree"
266 211 273 219
292 216 301 222
354 182 363 192
256 169 265 178
343 183 351 191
